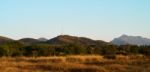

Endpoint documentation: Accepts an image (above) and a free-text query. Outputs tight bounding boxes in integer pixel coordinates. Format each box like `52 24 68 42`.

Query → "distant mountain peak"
38 37 48 42
120 34 128 38
111 35 150 45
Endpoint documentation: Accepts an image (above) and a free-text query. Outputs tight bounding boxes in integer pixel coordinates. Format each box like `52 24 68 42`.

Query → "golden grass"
66 55 104 63
0 55 150 72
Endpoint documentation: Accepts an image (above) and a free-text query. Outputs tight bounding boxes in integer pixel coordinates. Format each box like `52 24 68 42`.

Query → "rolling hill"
18 38 41 45
47 35 110 46
0 36 14 44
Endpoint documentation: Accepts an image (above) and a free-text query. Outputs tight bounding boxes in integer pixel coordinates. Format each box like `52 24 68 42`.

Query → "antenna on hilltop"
60 23 64 35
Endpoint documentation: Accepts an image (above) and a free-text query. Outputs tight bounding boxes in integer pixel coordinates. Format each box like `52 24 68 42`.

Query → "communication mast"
60 23 64 35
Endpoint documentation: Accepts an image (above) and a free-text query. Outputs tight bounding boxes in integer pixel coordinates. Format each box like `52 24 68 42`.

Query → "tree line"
0 41 150 57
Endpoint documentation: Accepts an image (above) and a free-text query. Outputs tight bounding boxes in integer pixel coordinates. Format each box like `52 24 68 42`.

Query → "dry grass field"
0 55 150 72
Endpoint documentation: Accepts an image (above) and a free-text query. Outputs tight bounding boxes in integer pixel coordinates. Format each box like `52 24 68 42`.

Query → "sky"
0 0 150 42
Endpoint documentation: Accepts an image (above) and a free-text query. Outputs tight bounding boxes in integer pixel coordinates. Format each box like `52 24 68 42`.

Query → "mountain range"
0 35 110 47
0 34 150 46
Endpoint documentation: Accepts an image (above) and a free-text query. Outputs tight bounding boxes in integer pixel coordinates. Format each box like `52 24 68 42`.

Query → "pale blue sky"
0 0 150 41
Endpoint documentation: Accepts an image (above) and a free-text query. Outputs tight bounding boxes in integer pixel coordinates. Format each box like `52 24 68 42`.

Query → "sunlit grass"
0 55 149 72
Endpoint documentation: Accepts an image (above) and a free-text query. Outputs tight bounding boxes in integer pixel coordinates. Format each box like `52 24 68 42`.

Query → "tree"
0 46 7 57
102 45 117 55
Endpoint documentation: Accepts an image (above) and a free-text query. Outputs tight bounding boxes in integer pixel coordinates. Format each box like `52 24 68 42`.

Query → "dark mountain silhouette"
19 38 40 45
111 34 150 45
47 35 110 46
0 36 14 44
0 35 109 46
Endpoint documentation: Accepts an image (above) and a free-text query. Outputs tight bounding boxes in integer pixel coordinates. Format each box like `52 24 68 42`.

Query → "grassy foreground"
0 55 150 72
